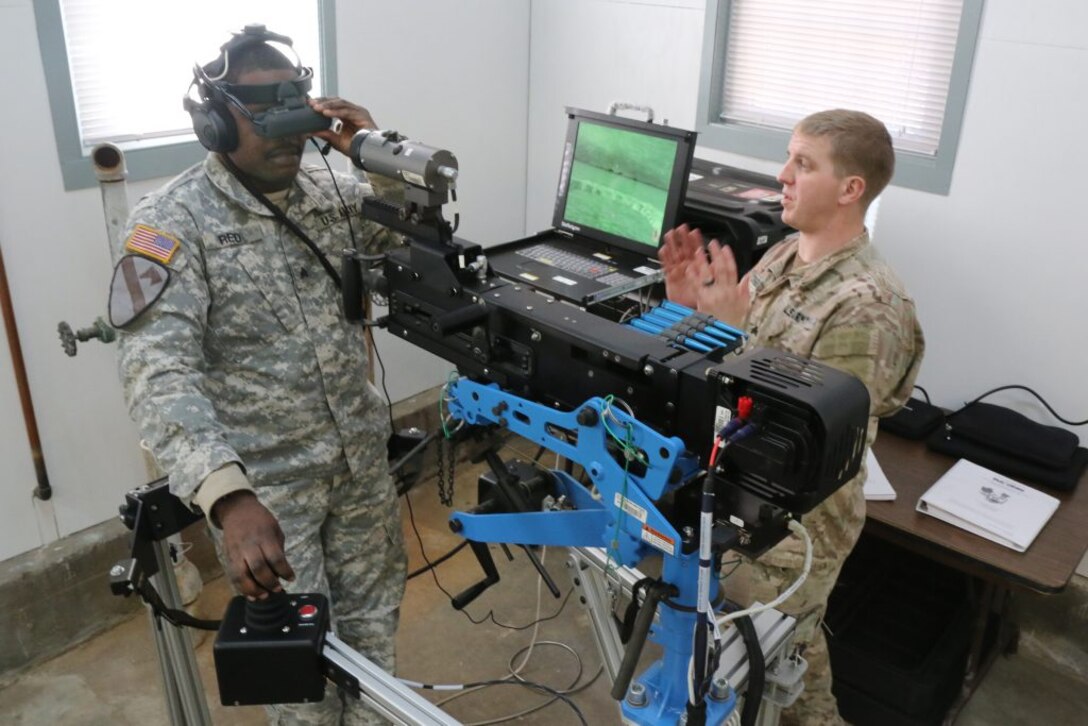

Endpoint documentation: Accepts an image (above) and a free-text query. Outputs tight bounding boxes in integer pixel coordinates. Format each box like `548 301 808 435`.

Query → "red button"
299 604 318 619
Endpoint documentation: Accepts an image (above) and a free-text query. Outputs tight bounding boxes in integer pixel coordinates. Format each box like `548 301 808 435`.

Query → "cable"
311 137 359 251
716 519 812 628
965 384 1088 426
401 678 587 726
407 540 468 580
463 644 601 725
404 486 572 630
914 384 931 404
368 329 397 434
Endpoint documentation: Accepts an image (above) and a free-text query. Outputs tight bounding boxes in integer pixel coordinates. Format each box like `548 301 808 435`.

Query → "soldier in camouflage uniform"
112 33 406 725
660 109 924 725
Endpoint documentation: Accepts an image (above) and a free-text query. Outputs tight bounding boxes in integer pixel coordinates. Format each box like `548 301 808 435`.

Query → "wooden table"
864 433 1088 723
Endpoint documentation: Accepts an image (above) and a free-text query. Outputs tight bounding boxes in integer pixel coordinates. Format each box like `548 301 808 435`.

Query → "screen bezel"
552 107 697 258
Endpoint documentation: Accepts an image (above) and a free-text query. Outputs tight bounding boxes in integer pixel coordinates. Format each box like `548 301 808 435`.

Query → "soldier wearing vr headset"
111 25 406 725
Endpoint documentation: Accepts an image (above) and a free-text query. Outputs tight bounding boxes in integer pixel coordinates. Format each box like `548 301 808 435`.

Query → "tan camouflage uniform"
725 230 924 726
116 153 407 725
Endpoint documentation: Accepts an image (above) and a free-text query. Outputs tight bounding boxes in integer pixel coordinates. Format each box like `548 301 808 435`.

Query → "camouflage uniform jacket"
745 229 923 439
741 230 924 566
116 153 401 513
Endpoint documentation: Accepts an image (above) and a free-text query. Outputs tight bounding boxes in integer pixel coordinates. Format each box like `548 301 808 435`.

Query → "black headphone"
184 24 312 153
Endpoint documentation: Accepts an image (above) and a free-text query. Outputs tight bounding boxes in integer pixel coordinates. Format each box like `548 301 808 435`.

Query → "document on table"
916 459 1059 552
863 448 896 501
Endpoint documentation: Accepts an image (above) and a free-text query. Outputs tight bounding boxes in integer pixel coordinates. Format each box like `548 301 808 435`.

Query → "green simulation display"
564 122 677 248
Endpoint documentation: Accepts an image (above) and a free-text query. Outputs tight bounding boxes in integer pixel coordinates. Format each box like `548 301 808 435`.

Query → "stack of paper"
863 449 896 501
916 459 1059 552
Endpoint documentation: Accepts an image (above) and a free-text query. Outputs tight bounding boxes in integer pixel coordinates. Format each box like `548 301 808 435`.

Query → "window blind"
720 0 965 155
58 0 323 150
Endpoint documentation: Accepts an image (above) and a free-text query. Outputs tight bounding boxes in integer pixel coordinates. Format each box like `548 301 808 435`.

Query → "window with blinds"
696 0 983 194
59 0 325 149
36 0 334 190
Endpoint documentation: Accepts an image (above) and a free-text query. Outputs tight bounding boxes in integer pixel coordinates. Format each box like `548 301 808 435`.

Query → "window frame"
35 0 339 192
694 0 984 195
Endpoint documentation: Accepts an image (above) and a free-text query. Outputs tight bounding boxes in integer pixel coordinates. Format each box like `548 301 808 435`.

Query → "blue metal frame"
445 378 738 725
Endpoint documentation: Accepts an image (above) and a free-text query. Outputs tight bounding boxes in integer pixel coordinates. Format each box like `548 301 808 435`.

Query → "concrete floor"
2 448 1087 725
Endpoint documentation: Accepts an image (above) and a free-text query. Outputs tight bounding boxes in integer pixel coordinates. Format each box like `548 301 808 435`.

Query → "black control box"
214 592 330 706
681 158 794 277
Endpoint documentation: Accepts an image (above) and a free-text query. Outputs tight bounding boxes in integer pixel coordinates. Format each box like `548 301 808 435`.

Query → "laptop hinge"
555 229 574 239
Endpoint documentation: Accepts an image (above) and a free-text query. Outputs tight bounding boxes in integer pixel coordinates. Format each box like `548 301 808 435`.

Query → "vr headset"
184 24 331 153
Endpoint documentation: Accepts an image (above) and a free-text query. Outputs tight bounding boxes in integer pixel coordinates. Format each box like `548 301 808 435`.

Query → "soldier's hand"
213 492 295 600
660 224 704 308
686 239 751 327
309 96 379 157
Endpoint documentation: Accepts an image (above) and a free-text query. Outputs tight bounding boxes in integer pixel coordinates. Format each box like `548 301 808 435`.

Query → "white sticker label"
756 234 769 247
689 173 704 182
641 524 676 556
614 493 647 523
401 170 426 187
592 252 614 261
633 265 659 276
552 275 578 286
518 272 540 281
728 514 745 528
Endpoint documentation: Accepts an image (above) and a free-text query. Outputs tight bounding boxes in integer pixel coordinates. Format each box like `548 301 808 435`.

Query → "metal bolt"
626 682 648 707
240 627 247 635
587 370 595 378
526 305 534 311
682 526 695 542
710 676 731 700
530 330 542 342
643 364 654 376
109 565 125 577
626 386 634 395
282 625 290 633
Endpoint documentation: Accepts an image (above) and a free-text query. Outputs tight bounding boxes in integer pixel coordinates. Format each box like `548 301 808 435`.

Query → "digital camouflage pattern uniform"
726 230 924 726
116 153 407 725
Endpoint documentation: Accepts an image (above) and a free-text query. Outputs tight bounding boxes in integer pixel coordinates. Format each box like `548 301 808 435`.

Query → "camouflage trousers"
211 459 407 725
722 476 866 726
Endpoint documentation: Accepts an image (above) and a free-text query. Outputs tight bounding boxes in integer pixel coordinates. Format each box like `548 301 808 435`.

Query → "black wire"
469 587 575 631
461 679 588 726
966 384 1087 426
914 384 931 405
403 490 461 604
139 581 221 631
404 486 575 631
311 137 360 252
219 152 342 289
407 541 468 580
368 331 397 434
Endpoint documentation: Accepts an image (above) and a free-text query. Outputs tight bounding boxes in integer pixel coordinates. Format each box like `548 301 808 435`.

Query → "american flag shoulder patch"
124 224 181 264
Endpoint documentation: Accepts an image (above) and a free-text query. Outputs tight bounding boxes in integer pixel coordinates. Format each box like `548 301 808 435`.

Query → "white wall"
335 0 531 402
0 0 529 561
526 0 1088 574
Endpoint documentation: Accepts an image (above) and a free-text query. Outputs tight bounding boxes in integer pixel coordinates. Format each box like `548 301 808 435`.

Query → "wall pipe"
0 240 52 500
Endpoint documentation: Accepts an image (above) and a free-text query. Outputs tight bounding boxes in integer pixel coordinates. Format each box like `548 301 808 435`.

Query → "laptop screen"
553 108 696 257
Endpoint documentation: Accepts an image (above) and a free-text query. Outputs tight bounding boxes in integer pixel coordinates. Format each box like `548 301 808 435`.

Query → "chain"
437 435 456 507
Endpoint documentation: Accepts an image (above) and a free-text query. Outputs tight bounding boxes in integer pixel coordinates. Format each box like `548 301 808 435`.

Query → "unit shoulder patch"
124 224 181 264
109 254 171 328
